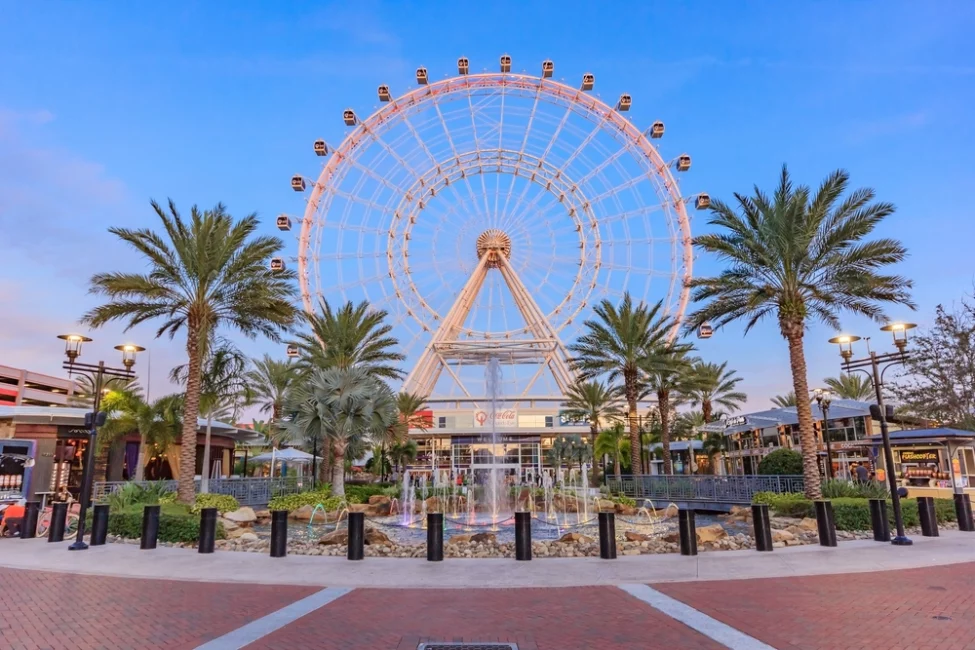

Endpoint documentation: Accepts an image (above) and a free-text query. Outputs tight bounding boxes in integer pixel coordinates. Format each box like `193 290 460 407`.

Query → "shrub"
381 485 402 499
756 495 956 531
107 503 225 543
758 449 804 475
103 482 175 510
267 487 336 512
610 495 636 507
191 493 239 514
344 484 388 504
821 479 889 499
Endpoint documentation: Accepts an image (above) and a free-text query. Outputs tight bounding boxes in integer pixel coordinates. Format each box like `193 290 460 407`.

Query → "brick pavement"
243 586 724 650
655 561 975 650
0 568 318 650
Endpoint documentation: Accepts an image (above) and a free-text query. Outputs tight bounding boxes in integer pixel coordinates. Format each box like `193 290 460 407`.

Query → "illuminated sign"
558 411 589 426
473 409 517 428
724 416 747 427
900 450 939 463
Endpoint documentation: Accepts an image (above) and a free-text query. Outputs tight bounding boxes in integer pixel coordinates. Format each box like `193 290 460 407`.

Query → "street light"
812 388 835 480
829 322 916 546
57 334 143 551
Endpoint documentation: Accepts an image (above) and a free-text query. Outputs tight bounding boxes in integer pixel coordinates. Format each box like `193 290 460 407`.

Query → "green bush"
191 493 239 514
821 478 889 499
267 487 336 512
610 495 636 507
755 494 956 531
107 503 225 543
757 449 804 475
343 484 389 504
103 482 175 510
381 485 402 499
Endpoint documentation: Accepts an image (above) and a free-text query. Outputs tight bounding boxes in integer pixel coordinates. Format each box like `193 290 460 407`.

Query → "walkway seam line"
618 584 775 650
194 587 352 650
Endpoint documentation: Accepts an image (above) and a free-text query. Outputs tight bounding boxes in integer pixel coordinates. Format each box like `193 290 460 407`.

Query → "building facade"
0 364 78 407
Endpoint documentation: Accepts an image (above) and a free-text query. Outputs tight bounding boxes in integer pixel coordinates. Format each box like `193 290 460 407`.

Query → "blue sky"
1 1 973 413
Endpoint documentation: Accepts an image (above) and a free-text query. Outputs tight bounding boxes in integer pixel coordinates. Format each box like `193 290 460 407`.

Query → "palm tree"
379 392 428 481
595 423 629 480
823 374 874 401
81 200 297 503
388 439 419 477
247 355 297 422
561 380 624 447
569 294 678 475
770 392 797 408
295 299 405 381
673 410 707 441
685 361 747 423
644 348 697 475
701 432 727 475
686 166 914 499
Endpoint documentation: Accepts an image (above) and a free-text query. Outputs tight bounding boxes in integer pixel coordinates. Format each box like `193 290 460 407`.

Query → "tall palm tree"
686 166 914 499
673 410 707 441
388 439 419 477
81 200 297 503
685 361 747 423
561 380 624 445
595 423 629 480
823 374 874 401
770 392 797 408
701 432 727 475
569 294 677 474
378 392 428 481
247 355 297 422
644 348 697 475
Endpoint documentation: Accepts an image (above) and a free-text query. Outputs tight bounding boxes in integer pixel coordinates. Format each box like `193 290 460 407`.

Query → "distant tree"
758 448 804 476
822 374 874 401
595 423 629 480
771 392 797 408
684 361 747 422
561 380 624 445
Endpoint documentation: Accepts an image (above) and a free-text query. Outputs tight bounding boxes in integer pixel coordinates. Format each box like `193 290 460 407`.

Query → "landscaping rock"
470 532 497 544
660 504 679 519
615 504 639 516
696 523 727 544
220 518 240 532
367 496 393 516
365 527 393 546
798 517 819 532
624 531 652 542
447 534 473 545
596 499 616 512
558 532 594 544
319 530 348 545
772 529 795 543
224 507 257 525
255 509 271 521
291 505 315 521
348 503 370 514
239 532 259 543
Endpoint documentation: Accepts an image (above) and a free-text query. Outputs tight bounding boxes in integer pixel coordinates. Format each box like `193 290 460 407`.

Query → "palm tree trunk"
330 443 346 497
625 376 642 474
702 399 712 424
659 390 673 475
178 325 203 504
781 318 821 500
614 448 622 480
319 444 331 487
201 414 213 493
134 433 147 481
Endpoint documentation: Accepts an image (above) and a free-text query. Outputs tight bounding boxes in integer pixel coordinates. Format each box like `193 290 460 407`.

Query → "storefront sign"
452 435 539 445
558 411 589 427
473 409 517 428
724 416 747 427
900 450 939 463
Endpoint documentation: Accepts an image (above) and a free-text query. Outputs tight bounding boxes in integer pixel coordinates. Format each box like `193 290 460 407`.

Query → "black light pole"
57 334 143 551
813 389 835 480
829 323 915 546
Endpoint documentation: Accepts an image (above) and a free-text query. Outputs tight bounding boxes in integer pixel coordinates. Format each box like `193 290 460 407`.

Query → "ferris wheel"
284 56 702 401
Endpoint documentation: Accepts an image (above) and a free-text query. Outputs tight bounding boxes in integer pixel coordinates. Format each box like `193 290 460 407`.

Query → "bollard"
918 496 938 537
140 505 160 550
953 493 974 532
90 504 110 546
347 511 365 561
427 512 443 562
598 511 616 560
48 502 68 543
678 509 698 556
270 510 288 558
198 507 217 554
515 511 532 561
868 499 890 542
814 500 837 547
751 503 773 552
20 501 39 539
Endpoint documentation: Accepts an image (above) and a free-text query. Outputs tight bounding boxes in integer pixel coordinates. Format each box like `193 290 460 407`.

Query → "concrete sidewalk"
1 531 971 588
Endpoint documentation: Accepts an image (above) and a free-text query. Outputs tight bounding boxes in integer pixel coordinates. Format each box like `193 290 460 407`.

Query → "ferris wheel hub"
476 229 512 268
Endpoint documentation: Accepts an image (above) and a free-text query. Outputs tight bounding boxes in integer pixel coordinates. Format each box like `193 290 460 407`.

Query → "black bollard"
598 511 617 560
953 493 974 532
347 511 365 561
270 510 288 558
918 496 939 537
198 507 217 554
868 498 890 542
515 511 532 561
140 505 160 550
90 504 109 546
814 500 837 547
48 502 68 543
426 513 443 562
678 509 698 556
751 503 773 552
20 501 39 539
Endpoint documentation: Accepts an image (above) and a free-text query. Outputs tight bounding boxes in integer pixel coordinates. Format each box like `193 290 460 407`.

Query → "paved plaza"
1 533 973 650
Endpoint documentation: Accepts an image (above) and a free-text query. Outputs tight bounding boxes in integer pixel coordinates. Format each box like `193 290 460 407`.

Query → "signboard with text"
473 409 517 428
558 411 589 427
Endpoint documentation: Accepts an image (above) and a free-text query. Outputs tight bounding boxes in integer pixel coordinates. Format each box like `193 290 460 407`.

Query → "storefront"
869 428 975 493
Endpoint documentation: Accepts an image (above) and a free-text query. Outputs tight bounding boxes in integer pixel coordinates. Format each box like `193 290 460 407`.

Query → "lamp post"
57 334 143 551
828 323 916 546
813 388 835 480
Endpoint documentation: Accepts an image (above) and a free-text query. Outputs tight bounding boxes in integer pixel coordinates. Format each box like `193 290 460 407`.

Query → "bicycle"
34 502 81 537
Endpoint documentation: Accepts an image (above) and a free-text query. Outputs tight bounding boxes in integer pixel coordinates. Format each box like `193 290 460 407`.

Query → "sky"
1 1 973 416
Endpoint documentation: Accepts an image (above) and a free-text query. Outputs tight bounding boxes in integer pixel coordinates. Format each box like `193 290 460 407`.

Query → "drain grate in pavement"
418 644 517 650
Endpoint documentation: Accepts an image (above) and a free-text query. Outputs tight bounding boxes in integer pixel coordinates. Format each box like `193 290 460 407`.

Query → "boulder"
596 499 616 512
239 532 259 543
219 518 240 532
447 534 473 545
224 507 257 525
226 527 250 539
291 505 315 521
254 509 271 521
772 529 795 543
424 496 442 513
661 531 680 544
660 504 679 519
319 530 348 546
624 531 652 542
558 532 594 544
348 503 370 514
728 505 751 518
368 495 391 505
365 527 392 546
798 517 819 532
615 504 639 516
695 523 728 544
470 532 497 545
368 496 392 516
318 526 392 546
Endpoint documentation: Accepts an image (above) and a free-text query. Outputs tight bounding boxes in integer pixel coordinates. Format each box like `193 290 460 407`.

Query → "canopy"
249 447 321 464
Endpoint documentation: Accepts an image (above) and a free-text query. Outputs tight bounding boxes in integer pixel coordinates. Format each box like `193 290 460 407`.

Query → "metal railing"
605 475 805 504
92 476 305 506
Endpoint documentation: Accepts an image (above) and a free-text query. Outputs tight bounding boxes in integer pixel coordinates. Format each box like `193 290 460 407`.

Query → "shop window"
544 416 554 428
438 416 447 429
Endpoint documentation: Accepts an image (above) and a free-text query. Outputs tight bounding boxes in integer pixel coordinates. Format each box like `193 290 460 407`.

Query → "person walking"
854 463 869 484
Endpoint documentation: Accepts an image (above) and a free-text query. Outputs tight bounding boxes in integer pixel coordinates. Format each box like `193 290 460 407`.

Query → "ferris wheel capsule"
676 154 692 172
649 121 665 138
276 214 292 231
285 344 300 358
581 73 594 91
269 258 286 272
313 140 328 156
500 54 511 73
378 85 391 102
697 322 714 339
542 59 554 78
617 93 632 111
695 193 711 210
416 67 428 84
343 109 358 126
457 57 469 75
290 175 306 192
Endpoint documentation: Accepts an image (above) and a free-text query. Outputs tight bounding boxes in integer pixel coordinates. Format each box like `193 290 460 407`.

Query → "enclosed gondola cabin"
581 73 594 91
276 215 292 231
286 344 300 358
542 59 554 78
457 57 470 75
697 323 714 339
500 54 511 73
291 175 306 192
617 93 632 111
343 109 357 127
416 67 428 84
649 121 665 138
378 85 391 102
313 140 327 156
269 258 286 272
676 154 691 172
695 193 711 210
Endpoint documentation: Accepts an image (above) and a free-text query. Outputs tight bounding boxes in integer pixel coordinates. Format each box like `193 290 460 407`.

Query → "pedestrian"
855 463 869 484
